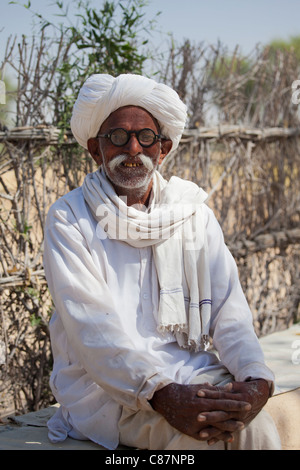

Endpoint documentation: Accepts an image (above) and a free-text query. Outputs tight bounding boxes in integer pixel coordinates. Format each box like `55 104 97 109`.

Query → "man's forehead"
100 105 160 131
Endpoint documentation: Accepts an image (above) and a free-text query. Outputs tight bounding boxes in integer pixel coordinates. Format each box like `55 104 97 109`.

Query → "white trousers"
118 367 282 450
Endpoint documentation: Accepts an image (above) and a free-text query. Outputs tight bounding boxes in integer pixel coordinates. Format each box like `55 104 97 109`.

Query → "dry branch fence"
0 36 300 417
1 124 299 418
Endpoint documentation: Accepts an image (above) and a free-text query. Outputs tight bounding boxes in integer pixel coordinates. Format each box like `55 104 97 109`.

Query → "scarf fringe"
157 324 210 352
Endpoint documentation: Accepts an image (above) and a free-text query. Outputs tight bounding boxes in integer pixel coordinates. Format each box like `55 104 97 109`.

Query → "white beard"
103 154 156 191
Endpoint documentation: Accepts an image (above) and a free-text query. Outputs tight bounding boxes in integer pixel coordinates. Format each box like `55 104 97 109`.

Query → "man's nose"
123 134 143 155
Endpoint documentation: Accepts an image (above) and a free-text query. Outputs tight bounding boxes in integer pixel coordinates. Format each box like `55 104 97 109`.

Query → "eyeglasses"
97 128 162 148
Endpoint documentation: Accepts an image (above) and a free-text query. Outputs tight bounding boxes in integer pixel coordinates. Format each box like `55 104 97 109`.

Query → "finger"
198 410 230 423
207 432 234 446
198 410 246 429
197 382 233 397
210 419 245 433
198 397 251 412
198 410 245 432
199 427 223 440
197 388 243 400
198 427 234 442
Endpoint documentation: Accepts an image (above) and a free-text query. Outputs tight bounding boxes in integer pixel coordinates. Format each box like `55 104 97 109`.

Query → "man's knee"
230 410 281 450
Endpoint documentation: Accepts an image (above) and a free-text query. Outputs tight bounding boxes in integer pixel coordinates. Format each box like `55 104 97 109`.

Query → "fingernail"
197 414 206 422
208 439 217 446
244 404 251 410
197 390 205 397
200 432 208 438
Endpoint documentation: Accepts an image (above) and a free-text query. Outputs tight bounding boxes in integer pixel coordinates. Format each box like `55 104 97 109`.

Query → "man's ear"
158 139 173 165
87 138 103 166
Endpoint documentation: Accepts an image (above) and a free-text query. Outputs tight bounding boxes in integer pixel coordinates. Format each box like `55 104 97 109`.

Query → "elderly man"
44 73 281 450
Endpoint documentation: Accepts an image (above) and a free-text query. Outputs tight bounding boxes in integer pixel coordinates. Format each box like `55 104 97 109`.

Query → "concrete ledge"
0 423 101 450
0 406 104 450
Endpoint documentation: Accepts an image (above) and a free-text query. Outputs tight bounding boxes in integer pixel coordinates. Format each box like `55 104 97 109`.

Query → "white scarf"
82 169 211 351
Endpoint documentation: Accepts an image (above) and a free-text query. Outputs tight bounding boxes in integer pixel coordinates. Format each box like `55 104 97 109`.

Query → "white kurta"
43 179 274 450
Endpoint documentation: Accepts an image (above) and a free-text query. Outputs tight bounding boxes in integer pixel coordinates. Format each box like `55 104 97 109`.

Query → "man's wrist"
245 377 274 397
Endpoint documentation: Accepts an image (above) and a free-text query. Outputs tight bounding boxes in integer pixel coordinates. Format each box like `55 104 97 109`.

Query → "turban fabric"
70 74 187 152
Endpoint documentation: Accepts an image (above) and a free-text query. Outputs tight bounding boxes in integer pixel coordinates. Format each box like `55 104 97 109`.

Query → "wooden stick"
1 125 299 145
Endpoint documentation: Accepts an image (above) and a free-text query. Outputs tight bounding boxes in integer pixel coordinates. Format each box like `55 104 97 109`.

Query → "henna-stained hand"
196 378 270 440
149 382 253 444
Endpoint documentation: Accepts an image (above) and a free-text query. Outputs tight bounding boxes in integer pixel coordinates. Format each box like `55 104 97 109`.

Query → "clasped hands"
150 379 270 445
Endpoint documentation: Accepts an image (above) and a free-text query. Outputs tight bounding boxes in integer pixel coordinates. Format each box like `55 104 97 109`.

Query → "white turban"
70 73 187 152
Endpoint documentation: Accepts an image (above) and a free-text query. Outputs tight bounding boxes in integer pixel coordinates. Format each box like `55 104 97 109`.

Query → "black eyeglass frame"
97 128 163 148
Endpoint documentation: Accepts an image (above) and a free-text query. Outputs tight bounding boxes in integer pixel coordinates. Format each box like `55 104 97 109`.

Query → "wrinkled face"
89 106 171 194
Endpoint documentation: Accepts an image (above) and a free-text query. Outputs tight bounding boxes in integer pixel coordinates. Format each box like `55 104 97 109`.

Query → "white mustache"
108 154 154 172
